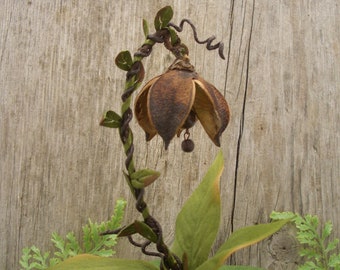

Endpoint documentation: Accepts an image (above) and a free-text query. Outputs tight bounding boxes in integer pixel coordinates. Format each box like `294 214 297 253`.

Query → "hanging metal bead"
181 129 195 152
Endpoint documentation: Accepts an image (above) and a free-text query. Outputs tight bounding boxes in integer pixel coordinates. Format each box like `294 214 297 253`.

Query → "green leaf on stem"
47 254 158 270
115 51 133 71
134 221 158 243
171 151 224 270
117 221 157 243
131 169 160 188
196 219 290 270
154 6 173 31
116 223 137 237
143 19 149 38
100 111 121 128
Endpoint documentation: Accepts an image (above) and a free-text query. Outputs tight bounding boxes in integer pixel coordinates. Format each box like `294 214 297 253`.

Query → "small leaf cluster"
271 211 340 270
19 199 126 270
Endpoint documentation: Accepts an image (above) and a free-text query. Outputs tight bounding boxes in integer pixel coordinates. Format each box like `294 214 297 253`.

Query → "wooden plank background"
1 0 339 269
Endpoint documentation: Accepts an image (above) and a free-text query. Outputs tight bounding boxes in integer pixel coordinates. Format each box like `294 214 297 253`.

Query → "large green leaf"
171 151 224 270
196 219 290 270
218 266 264 270
48 254 158 270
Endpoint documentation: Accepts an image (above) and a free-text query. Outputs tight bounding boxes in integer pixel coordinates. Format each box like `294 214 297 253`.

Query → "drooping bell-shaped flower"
134 57 230 152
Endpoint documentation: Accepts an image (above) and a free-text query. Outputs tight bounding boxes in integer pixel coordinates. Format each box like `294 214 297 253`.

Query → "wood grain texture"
1 0 339 269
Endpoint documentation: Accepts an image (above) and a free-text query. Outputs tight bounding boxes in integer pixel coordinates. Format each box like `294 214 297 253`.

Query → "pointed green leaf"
196 219 290 270
117 223 137 237
100 111 121 128
116 221 157 243
171 151 224 270
154 6 173 30
142 19 149 38
115 51 133 71
48 254 158 270
134 221 158 243
131 169 160 188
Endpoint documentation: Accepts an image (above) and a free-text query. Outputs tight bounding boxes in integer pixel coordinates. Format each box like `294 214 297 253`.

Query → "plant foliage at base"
271 211 340 270
50 152 289 270
19 200 126 270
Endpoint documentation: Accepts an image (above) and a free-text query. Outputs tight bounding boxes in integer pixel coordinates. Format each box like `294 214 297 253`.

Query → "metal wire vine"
101 18 225 270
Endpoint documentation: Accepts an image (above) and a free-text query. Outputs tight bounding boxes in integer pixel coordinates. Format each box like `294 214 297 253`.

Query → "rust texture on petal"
207 82 230 142
134 76 160 141
148 70 197 149
193 78 230 146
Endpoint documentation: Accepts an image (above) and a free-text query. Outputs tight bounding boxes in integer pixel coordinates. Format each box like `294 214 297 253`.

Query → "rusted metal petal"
134 76 160 141
148 70 196 149
193 78 230 146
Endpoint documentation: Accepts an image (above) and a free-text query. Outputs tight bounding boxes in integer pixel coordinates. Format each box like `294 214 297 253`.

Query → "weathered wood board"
1 0 339 269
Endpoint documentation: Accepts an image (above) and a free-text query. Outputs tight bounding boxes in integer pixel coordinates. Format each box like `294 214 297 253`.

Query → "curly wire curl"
168 19 225 59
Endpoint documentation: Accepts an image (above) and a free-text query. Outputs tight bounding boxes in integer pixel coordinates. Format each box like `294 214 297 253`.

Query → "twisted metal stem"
116 31 183 270
103 15 225 270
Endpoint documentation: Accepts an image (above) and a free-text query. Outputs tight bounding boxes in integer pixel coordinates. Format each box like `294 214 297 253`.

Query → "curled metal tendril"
128 236 163 258
168 19 225 59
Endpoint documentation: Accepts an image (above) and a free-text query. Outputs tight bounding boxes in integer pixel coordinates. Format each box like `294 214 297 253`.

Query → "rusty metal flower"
134 58 230 151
